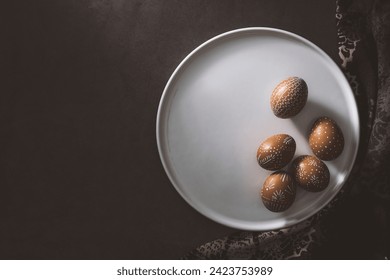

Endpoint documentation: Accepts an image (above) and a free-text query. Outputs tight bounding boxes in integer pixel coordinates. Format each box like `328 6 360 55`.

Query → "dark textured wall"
1 0 336 259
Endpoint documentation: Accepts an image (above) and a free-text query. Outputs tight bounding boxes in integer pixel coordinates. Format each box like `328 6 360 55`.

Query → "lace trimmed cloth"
184 0 390 259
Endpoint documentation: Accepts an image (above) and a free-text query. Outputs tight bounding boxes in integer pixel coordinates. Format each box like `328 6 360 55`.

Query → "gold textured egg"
261 171 297 212
291 155 330 192
257 134 296 171
270 77 308 118
309 116 344 161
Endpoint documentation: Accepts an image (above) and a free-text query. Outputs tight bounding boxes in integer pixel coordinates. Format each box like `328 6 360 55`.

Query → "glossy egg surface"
292 155 330 192
309 116 344 161
270 77 308 118
261 171 296 212
257 134 296 171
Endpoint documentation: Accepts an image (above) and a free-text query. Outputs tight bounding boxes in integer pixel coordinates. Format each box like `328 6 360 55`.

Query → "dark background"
1 0 336 259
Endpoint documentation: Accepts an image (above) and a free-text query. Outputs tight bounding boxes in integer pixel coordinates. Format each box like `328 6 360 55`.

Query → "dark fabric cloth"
185 0 390 259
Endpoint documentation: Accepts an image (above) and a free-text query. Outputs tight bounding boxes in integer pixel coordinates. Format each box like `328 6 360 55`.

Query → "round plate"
156 28 359 230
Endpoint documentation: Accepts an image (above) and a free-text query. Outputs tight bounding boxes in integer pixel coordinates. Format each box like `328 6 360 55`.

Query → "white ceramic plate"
156 28 359 230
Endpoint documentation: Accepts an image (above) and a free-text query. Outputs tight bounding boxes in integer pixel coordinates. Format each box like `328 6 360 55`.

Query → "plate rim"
156 27 360 230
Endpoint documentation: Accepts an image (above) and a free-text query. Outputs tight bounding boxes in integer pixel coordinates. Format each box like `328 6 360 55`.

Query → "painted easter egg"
309 116 344 161
270 77 308 118
291 155 330 192
261 171 297 212
257 134 296 171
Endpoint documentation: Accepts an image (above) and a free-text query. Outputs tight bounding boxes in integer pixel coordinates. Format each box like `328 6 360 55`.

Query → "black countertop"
1 0 337 259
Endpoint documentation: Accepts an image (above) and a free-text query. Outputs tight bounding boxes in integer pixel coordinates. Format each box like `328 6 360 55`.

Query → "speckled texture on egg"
292 155 330 192
270 77 308 118
309 116 344 161
261 171 296 212
257 134 296 171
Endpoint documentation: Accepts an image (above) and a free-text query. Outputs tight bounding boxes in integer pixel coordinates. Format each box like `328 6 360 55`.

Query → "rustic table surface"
1 0 337 259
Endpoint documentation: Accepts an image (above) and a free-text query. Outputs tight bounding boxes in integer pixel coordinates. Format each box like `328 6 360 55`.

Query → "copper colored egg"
261 171 296 212
257 134 296 171
270 77 308 118
309 116 344 161
291 155 330 192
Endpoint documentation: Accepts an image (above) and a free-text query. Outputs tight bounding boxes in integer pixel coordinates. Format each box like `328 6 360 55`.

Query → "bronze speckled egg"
261 171 296 212
291 155 330 192
309 117 344 161
257 134 296 171
270 77 308 118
